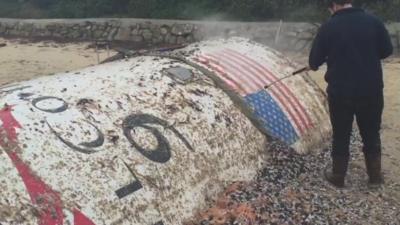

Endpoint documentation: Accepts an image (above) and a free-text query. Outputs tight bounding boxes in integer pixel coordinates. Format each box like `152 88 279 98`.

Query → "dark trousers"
328 92 384 158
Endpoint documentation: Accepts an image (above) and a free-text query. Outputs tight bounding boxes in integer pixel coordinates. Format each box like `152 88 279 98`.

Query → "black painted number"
115 161 144 199
47 120 105 154
122 114 193 164
32 96 69 113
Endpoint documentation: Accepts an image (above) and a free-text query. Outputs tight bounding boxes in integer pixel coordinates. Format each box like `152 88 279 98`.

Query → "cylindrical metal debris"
180 37 331 153
0 37 330 225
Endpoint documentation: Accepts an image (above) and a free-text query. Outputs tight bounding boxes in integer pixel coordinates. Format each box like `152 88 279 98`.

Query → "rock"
107 27 119 40
152 36 164 44
131 35 144 43
177 36 186 45
108 20 121 27
151 28 163 44
104 24 112 33
139 21 152 29
131 28 140 36
84 21 93 30
114 27 131 41
72 24 80 30
100 30 109 39
52 32 63 38
165 34 177 44
20 23 34 33
185 35 195 43
171 24 194 36
141 29 153 42
45 24 57 32
8 28 20 36
0 25 5 34
59 26 69 35
94 24 106 31
69 29 82 39
92 29 104 39
286 31 298 37
296 30 315 39
35 29 52 37
160 25 170 35
192 26 206 41
41 29 52 37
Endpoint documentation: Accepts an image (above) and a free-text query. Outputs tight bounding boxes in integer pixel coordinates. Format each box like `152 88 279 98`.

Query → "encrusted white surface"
0 38 330 225
0 51 267 225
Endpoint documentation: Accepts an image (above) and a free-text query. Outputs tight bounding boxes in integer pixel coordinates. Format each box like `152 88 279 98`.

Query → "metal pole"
275 20 283 45
95 42 100 64
107 41 110 57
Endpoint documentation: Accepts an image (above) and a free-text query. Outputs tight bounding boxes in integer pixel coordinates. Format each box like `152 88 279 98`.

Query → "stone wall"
0 18 399 53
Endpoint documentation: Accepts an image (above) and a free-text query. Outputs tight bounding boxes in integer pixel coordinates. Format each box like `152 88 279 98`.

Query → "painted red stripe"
225 49 313 127
204 54 255 93
74 209 96 225
195 55 248 95
214 51 306 135
250 56 313 129
224 49 313 131
0 105 21 141
212 52 273 86
196 55 239 88
0 106 96 225
209 52 268 90
6 151 64 225
209 52 305 135
195 56 244 94
219 50 309 133
0 106 64 225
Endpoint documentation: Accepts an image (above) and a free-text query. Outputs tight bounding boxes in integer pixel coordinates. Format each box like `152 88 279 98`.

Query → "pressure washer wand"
292 66 310 75
264 66 310 89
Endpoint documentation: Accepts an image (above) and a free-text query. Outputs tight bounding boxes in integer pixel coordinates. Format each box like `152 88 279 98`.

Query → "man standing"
309 0 393 188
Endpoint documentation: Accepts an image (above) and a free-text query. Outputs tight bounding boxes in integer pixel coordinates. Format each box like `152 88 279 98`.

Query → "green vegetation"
0 0 399 21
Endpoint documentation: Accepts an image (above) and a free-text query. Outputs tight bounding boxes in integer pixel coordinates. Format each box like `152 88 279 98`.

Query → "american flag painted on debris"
195 48 313 145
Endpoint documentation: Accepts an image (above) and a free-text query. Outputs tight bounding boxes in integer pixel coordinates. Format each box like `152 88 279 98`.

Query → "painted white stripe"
222 49 312 134
208 51 303 135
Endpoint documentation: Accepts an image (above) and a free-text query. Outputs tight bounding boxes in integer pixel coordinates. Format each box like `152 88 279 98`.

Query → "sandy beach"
0 37 398 184
0 37 399 223
0 38 115 84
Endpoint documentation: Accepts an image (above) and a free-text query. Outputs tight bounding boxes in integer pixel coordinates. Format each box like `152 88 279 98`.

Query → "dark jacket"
309 7 393 97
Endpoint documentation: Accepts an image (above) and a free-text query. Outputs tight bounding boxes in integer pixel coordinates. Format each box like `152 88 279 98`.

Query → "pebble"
186 130 400 225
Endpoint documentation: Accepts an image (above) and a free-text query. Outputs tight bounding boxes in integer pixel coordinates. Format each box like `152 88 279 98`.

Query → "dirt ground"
0 37 399 200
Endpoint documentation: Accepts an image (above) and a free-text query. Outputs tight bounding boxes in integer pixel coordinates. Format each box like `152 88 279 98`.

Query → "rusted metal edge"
99 44 188 64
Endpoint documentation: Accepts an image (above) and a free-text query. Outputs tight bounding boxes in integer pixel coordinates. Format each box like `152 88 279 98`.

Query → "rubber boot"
365 153 384 186
324 156 349 188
